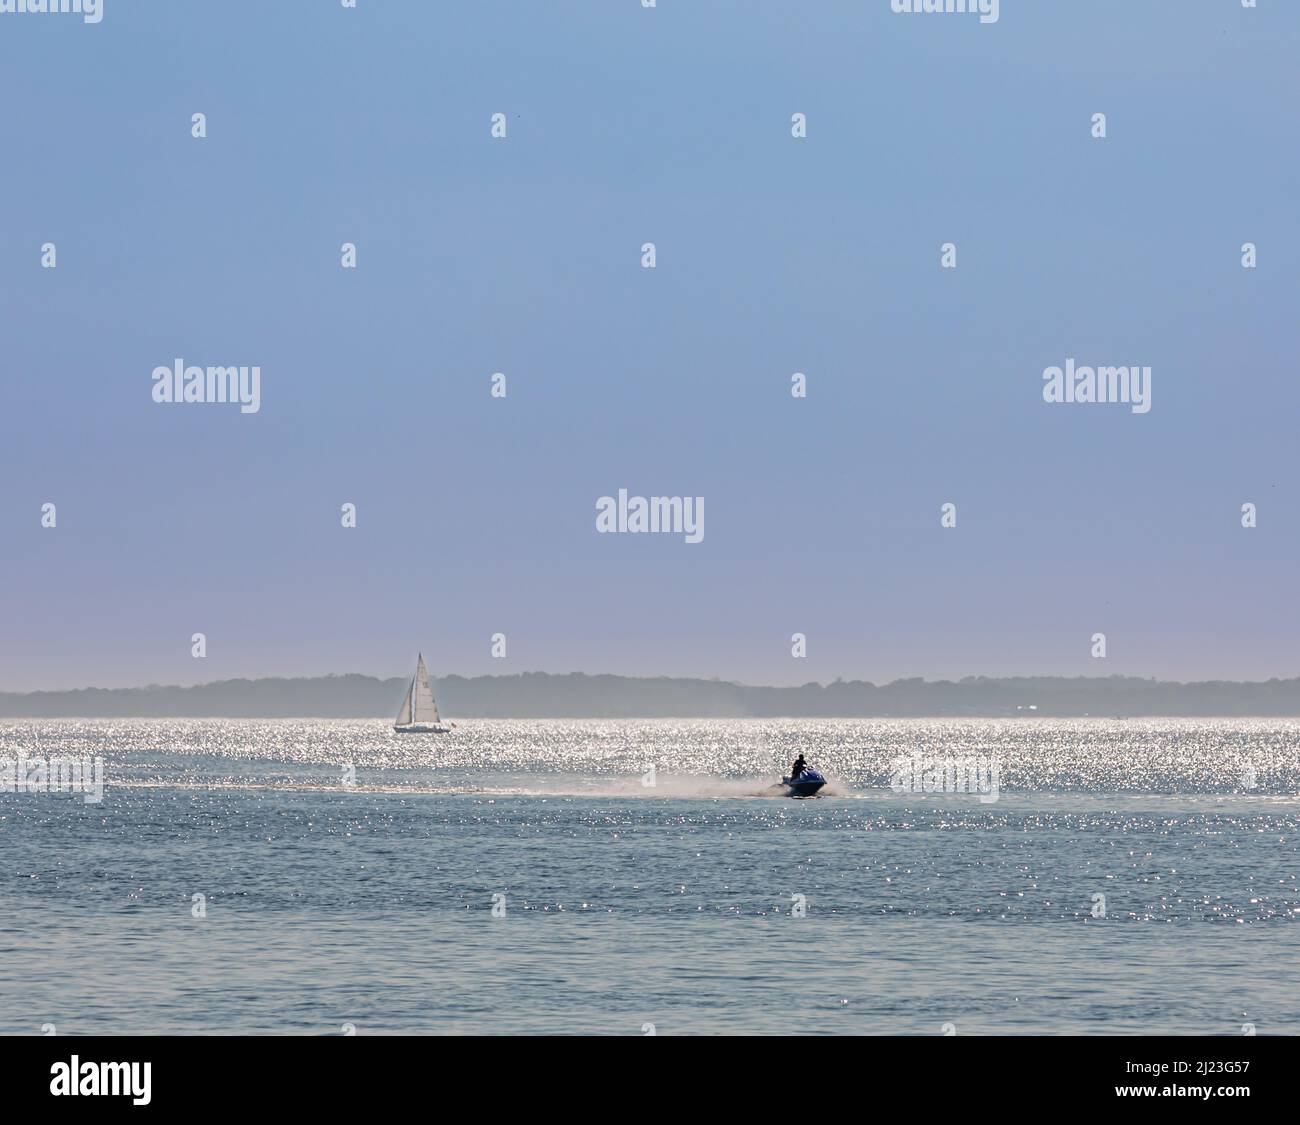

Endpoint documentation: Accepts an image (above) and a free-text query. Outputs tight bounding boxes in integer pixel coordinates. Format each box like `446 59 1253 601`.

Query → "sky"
1 0 1298 691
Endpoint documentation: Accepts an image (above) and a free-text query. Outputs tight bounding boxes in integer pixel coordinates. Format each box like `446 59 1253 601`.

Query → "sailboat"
393 653 452 734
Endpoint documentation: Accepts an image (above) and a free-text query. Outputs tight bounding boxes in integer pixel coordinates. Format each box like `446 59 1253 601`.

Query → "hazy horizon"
12 667 1300 721
13 666 1300 696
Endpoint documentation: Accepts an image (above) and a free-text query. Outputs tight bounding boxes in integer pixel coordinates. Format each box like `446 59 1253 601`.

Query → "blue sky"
2 0 1298 690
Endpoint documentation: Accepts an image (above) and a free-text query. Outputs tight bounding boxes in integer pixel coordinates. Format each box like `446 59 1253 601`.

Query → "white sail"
394 680 413 726
412 654 441 724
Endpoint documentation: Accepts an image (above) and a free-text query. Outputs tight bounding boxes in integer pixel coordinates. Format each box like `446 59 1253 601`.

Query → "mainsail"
411 653 441 724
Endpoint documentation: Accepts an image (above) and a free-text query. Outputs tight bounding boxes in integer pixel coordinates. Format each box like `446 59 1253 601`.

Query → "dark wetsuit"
791 757 806 780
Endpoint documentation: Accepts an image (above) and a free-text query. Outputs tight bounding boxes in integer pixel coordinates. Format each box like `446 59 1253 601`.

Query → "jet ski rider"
790 754 807 780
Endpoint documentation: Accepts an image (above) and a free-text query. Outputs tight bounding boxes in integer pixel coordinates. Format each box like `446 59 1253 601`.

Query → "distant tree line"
5 672 1300 717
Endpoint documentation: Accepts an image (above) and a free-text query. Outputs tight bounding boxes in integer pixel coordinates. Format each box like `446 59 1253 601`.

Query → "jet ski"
779 768 826 798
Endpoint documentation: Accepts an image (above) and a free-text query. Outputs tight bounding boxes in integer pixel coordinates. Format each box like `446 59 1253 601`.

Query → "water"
1 718 1296 1035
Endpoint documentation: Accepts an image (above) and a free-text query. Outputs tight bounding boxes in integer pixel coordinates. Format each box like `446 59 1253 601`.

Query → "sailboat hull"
393 724 451 734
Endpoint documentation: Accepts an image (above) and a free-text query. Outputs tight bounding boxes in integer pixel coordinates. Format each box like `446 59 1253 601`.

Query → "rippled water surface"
1 719 1296 1034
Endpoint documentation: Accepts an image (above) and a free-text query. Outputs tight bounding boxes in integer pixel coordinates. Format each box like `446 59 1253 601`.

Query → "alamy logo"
0 0 102 23
0 755 104 803
890 0 998 25
152 359 261 414
1042 359 1151 414
889 755 1000 803
596 489 704 544
50 1056 150 1105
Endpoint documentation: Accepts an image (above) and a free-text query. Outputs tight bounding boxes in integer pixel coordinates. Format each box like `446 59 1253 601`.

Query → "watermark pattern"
889 755 1000 803
1 0 102 24
0 756 103 803
151 359 261 414
1042 360 1151 414
1 0 1292 1051
595 489 704 544
890 0 998 25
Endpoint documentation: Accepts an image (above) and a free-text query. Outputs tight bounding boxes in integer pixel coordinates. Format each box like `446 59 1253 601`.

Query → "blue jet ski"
779 767 826 798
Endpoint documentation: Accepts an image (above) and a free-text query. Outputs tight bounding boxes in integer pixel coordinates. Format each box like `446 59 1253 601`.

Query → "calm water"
0 718 1296 1035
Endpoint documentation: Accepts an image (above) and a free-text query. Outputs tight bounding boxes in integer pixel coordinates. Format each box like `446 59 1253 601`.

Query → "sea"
0 718 1296 1036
